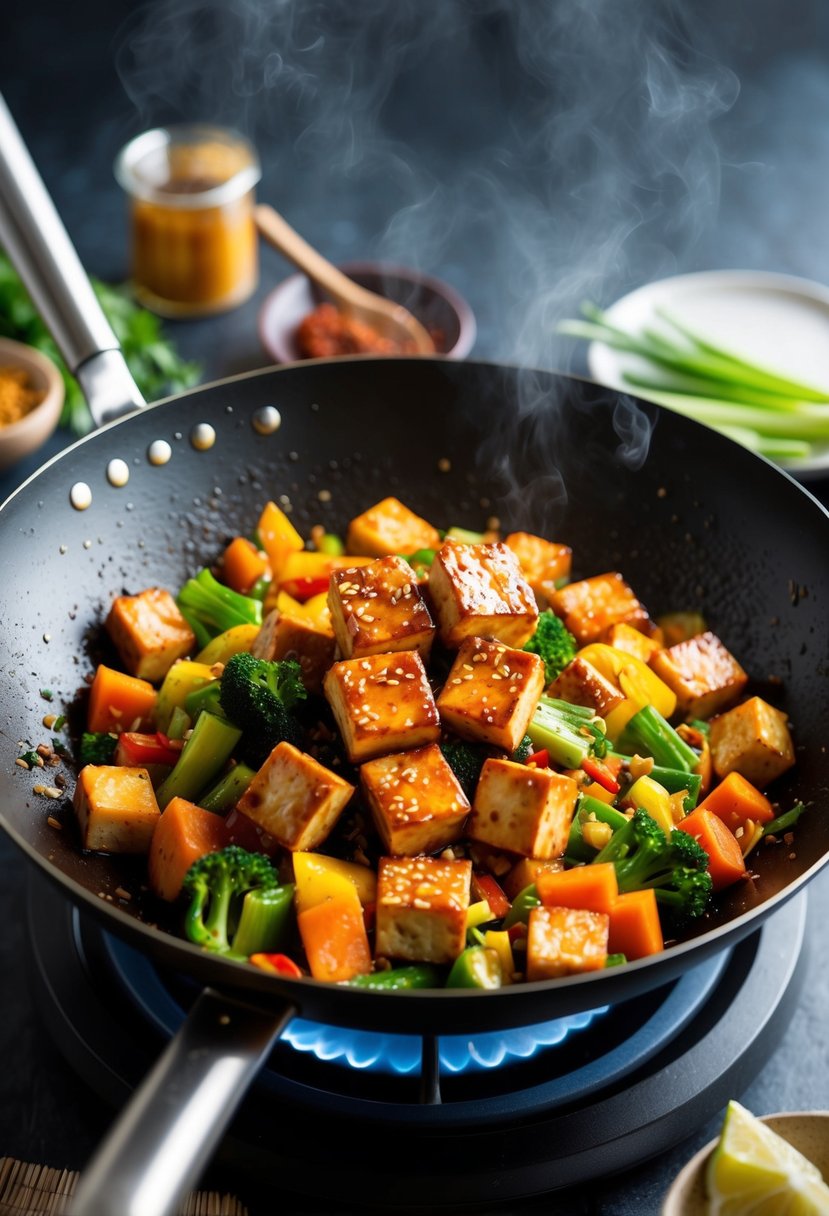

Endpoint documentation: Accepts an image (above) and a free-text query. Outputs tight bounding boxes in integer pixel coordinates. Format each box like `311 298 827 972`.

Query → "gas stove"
27 870 807 1214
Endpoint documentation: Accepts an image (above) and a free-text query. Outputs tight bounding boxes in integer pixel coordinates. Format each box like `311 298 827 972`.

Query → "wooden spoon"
254 204 435 354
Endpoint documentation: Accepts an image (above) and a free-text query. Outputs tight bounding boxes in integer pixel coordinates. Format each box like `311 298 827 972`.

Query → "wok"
1 96 829 1215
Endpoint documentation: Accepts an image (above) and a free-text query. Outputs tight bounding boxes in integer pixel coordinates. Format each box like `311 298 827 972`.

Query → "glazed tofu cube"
469 758 579 859
709 696 795 786
649 631 748 719
323 650 440 763
328 555 435 660
546 656 625 717
429 542 538 648
252 608 336 694
436 637 545 751
375 856 472 964
504 532 572 605
604 622 663 663
503 856 565 900
105 588 195 683
526 906 609 981
346 496 441 558
550 573 650 647
236 741 354 851
73 765 160 853
360 743 470 856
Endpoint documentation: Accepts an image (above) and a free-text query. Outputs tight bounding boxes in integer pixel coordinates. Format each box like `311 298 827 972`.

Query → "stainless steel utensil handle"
0 93 145 427
70 987 295 1216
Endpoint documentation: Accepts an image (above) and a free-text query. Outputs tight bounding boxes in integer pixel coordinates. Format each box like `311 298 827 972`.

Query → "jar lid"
114 125 261 209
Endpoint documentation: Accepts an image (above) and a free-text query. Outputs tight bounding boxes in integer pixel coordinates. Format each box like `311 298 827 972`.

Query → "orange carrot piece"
222 536 269 594
297 892 372 982
536 862 619 914
698 771 774 835
607 889 664 960
87 663 157 733
675 807 747 891
148 796 229 901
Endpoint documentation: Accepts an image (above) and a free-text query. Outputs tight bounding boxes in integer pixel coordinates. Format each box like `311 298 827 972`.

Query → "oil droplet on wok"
147 440 172 466
106 459 130 487
252 405 281 435
70 482 92 511
190 423 216 451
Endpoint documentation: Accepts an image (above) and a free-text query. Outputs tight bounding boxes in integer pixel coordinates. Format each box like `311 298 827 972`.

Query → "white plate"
586 270 829 478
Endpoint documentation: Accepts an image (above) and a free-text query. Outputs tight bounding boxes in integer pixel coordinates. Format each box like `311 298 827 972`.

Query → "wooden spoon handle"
254 204 369 308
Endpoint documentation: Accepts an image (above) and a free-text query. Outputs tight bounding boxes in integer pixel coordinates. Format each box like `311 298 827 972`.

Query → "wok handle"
0 93 145 427
69 986 295 1216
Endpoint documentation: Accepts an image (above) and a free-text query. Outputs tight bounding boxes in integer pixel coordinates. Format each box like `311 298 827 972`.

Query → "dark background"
2 1 829 1213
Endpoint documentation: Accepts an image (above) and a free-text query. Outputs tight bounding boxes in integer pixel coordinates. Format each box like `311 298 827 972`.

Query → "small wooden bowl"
0 338 64 471
661 1111 829 1215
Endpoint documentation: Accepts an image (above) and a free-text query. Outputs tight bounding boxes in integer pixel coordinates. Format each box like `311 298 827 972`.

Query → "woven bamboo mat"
0 1158 247 1216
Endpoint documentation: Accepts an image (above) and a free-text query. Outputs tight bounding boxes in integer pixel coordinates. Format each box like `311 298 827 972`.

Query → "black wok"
1 96 828 1215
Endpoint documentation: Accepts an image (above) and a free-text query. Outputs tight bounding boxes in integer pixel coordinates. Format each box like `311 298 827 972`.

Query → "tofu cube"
436 637 545 751
503 856 565 900
649 631 748 719
105 587 195 683
709 696 795 787
526 906 609 981
375 855 472 964
360 743 470 856
236 740 354 851
328 555 435 660
469 758 579 859
346 496 441 558
429 542 539 648
550 573 650 647
323 650 440 763
73 765 160 853
603 622 663 663
546 656 625 717
252 607 336 693
504 532 572 605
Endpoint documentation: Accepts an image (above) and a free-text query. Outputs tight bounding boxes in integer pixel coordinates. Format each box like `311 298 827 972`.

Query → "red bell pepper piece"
526 747 550 768
114 731 183 768
471 873 512 920
249 952 304 978
362 901 377 933
582 755 621 794
224 808 281 858
280 575 331 601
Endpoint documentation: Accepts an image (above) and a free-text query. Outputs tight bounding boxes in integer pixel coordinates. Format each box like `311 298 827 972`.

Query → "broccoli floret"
440 737 490 799
594 808 713 927
512 733 534 764
182 845 280 956
219 652 307 767
523 610 577 684
176 567 262 645
78 731 118 766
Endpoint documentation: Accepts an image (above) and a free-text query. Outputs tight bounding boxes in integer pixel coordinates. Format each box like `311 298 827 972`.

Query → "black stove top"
27 870 808 1213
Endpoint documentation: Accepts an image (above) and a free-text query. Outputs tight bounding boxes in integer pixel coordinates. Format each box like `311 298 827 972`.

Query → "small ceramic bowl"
258 261 476 363
0 337 64 470
661 1111 829 1215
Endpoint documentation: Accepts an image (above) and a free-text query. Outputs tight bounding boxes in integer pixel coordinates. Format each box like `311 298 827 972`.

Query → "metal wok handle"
70 987 295 1216
0 93 145 427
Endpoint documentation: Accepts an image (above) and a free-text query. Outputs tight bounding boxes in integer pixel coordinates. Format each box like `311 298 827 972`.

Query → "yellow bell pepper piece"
483 929 515 984
466 900 494 931
195 623 260 665
257 501 304 578
623 775 674 835
275 590 310 620
292 852 377 914
302 591 333 633
154 660 215 733
578 643 676 742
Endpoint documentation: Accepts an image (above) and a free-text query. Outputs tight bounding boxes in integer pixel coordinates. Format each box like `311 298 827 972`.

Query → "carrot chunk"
87 664 157 733
675 807 747 891
148 796 229 901
297 890 372 982
536 861 619 914
222 536 269 594
698 771 774 835
607 888 664 960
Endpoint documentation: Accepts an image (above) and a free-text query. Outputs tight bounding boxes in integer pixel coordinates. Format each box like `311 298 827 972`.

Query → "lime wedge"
707 1101 829 1215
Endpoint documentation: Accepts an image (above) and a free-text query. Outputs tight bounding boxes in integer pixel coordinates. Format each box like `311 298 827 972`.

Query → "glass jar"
115 125 261 317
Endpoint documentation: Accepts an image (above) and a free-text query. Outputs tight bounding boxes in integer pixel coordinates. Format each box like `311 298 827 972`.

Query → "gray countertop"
2 2 829 1212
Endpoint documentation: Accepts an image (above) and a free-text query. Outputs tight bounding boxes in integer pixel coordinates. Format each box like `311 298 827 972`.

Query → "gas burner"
28 872 807 1210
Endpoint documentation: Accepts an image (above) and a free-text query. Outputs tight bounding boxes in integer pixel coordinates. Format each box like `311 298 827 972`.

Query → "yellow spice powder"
0 365 45 426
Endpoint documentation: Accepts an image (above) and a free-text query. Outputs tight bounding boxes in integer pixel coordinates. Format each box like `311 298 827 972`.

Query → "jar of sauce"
115 126 261 316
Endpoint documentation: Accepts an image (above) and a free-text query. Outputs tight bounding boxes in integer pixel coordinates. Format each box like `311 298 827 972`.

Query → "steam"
115 0 740 522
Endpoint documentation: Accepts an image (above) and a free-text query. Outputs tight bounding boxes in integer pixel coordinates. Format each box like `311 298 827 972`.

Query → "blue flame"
280 1006 608 1074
